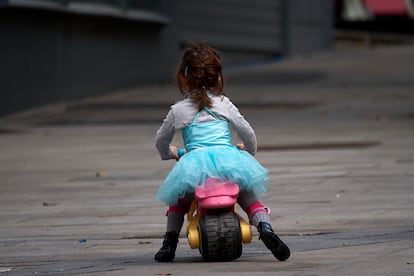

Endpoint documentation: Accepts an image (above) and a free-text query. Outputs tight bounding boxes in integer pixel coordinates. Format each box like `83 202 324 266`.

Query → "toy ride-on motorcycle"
185 177 253 261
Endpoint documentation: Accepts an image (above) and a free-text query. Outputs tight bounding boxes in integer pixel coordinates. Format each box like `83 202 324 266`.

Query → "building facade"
0 0 332 116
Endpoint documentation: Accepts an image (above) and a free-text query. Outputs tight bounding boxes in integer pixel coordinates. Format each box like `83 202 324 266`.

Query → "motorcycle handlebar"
177 148 187 158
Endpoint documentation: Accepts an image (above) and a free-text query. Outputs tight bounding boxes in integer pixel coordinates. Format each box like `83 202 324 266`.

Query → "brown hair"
176 42 224 110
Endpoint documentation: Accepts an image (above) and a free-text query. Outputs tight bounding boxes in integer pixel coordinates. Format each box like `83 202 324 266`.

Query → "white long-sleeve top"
155 95 257 160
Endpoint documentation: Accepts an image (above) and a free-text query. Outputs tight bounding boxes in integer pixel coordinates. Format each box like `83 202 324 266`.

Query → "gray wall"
284 0 333 55
174 0 332 57
0 0 332 116
175 0 284 54
0 2 179 116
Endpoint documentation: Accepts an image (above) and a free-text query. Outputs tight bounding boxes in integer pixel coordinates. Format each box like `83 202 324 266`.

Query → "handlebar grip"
177 148 187 158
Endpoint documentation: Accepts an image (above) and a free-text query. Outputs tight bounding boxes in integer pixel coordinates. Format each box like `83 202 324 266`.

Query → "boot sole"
260 232 290 261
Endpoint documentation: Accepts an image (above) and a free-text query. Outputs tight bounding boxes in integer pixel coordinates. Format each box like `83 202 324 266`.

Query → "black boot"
154 231 179 262
258 222 290 261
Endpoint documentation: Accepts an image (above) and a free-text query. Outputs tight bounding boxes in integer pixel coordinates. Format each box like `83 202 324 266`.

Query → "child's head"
177 42 224 110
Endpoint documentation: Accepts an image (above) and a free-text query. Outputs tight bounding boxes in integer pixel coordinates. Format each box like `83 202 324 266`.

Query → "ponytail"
191 87 212 111
176 42 224 110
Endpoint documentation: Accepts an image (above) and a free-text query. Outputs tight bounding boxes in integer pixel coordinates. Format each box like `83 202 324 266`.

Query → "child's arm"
237 143 245 150
169 146 179 160
227 101 257 155
155 109 177 160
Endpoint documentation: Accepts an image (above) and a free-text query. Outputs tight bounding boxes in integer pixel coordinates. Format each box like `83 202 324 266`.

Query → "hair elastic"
184 65 189 78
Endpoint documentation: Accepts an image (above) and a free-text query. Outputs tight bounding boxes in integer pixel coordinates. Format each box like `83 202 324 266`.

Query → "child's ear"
177 74 190 93
177 74 185 84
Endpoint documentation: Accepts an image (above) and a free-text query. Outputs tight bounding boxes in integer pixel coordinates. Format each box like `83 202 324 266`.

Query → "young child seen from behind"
154 42 290 262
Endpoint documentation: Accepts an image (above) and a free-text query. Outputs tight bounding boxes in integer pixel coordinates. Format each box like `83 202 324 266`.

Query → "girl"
154 43 290 262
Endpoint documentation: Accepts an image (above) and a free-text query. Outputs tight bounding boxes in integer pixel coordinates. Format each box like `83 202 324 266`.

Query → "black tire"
199 212 242 261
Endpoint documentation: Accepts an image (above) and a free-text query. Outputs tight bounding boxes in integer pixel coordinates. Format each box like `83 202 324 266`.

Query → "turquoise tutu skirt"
155 146 269 205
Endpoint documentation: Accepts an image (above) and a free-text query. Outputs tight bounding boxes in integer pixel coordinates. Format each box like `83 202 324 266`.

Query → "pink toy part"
195 178 239 209
363 0 408 16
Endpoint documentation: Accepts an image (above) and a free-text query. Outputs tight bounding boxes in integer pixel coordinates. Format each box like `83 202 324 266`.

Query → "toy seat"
195 178 239 209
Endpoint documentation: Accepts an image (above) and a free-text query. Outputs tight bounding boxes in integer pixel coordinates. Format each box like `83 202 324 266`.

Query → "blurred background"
1 0 413 117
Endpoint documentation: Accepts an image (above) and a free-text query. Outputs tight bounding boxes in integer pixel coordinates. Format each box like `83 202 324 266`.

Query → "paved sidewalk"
0 44 414 275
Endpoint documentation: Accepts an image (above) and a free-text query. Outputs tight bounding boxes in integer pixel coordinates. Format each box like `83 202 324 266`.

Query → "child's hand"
169 146 179 160
237 143 245 150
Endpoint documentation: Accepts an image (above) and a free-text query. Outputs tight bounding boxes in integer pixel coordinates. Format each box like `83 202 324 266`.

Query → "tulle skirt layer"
155 146 269 205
